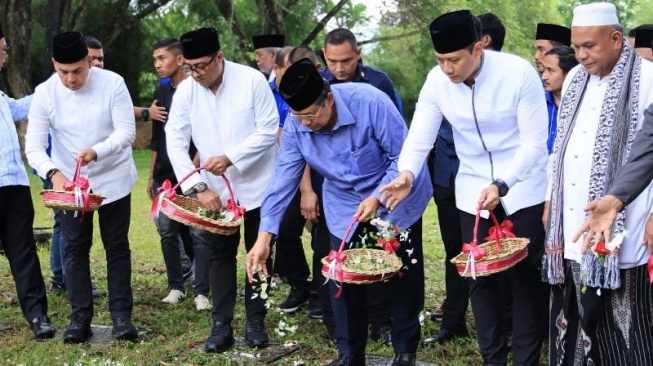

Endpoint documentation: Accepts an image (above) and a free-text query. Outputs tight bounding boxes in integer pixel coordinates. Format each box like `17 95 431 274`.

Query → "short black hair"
289 45 318 65
83 36 103 50
324 28 357 50
152 38 182 54
544 46 579 75
478 13 505 51
274 46 293 67
628 24 653 38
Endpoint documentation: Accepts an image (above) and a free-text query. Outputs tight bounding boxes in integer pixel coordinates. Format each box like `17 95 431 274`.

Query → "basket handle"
169 165 236 204
337 217 360 252
72 156 83 182
471 204 505 254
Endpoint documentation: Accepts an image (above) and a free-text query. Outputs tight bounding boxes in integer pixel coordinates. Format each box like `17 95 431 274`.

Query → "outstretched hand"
245 233 273 283
379 171 414 211
572 195 622 254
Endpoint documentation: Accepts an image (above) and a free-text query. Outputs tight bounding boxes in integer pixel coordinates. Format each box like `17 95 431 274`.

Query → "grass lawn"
0 149 545 365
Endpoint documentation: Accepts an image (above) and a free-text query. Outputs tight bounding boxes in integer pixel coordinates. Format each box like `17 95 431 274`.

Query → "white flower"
275 329 286 337
405 248 414 257
400 230 410 242
250 293 259 300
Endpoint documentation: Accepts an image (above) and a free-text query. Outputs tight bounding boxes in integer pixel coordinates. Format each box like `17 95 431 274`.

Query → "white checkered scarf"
543 40 641 290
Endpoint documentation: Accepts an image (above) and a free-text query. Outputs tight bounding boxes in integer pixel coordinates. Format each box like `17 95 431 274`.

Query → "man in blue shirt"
0 23 55 339
246 59 432 366
321 28 402 113
321 27 400 344
541 46 578 154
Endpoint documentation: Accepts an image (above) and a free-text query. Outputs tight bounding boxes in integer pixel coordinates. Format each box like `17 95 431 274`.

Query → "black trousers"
330 219 424 355
274 190 311 292
311 198 335 334
191 208 272 323
460 203 547 366
60 194 133 320
0 186 49 323
433 182 468 333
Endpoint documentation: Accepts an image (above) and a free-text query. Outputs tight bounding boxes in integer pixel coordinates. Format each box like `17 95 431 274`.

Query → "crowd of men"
2 1 653 365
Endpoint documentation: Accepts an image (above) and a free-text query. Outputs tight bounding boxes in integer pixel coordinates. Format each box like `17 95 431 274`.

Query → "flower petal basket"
322 218 403 286
450 207 530 278
41 157 104 211
152 166 245 236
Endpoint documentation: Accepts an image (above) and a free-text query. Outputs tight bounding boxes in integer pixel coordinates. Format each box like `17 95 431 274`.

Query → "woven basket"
40 158 104 212
153 167 243 235
450 208 529 278
322 218 403 285
321 247 403 284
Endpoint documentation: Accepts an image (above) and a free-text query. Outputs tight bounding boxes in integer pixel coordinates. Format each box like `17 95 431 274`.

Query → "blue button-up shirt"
545 91 558 154
432 118 459 188
321 63 402 113
259 83 432 240
269 80 290 128
0 91 32 187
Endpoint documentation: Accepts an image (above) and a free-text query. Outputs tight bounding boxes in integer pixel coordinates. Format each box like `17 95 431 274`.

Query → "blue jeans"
43 180 66 286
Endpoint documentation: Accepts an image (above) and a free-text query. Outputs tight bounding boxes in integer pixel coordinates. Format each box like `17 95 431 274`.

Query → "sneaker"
112 316 138 341
278 288 309 313
204 321 234 353
63 315 92 344
244 319 269 348
31 315 55 339
430 306 443 322
195 294 212 311
162 289 186 304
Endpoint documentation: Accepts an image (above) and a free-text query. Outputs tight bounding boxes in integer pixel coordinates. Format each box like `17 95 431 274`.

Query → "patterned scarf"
543 40 641 290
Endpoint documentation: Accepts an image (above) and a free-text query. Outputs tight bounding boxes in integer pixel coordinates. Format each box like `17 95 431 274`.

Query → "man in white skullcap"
542 2 653 364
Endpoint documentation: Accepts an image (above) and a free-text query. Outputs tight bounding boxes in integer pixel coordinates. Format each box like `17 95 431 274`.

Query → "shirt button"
574 154 579 158
571 182 576 186
570 207 574 211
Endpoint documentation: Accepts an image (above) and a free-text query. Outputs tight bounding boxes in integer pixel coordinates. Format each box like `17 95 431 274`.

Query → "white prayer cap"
572 2 619 27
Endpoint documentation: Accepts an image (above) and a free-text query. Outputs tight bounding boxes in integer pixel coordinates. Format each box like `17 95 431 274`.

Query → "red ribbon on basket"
325 218 358 298
150 179 177 218
378 237 400 252
462 204 512 278
63 157 92 221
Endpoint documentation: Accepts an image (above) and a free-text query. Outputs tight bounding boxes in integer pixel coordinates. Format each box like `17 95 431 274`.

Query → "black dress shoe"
392 353 416 366
245 319 269 348
325 354 366 366
63 316 92 344
421 328 469 347
370 325 392 345
112 316 138 341
31 315 55 339
204 321 234 353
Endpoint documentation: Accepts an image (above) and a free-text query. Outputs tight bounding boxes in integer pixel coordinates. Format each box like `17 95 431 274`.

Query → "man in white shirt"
25 31 138 344
0 21 55 340
542 3 653 364
165 27 278 353
380 10 549 366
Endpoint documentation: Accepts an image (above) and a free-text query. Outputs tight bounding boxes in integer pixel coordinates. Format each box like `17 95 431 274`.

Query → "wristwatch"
142 107 150 121
46 168 60 182
491 179 509 197
193 182 208 193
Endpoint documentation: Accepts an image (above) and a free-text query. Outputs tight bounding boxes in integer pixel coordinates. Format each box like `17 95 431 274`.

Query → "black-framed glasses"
290 101 325 121
183 53 217 75
2 45 10 55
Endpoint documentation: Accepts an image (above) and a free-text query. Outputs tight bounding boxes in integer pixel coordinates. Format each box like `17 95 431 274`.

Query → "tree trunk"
44 0 66 77
1 0 32 96
255 0 287 36
215 0 253 62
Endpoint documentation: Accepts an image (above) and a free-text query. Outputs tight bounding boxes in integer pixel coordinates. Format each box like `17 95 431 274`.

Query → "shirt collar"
321 63 366 83
545 91 556 105
295 88 356 133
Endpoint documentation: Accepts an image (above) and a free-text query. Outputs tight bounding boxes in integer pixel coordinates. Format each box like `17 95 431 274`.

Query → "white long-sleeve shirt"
548 61 653 268
165 60 278 210
398 50 549 217
25 67 137 205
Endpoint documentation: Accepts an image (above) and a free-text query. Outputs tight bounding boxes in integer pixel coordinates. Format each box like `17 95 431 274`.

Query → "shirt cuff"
258 216 280 237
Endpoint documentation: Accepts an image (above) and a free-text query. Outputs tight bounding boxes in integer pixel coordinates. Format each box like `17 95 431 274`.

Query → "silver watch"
193 182 208 193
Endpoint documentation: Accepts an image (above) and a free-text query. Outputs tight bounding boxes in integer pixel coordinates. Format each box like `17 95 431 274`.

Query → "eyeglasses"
183 54 217 75
290 102 324 121
2 45 10 55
